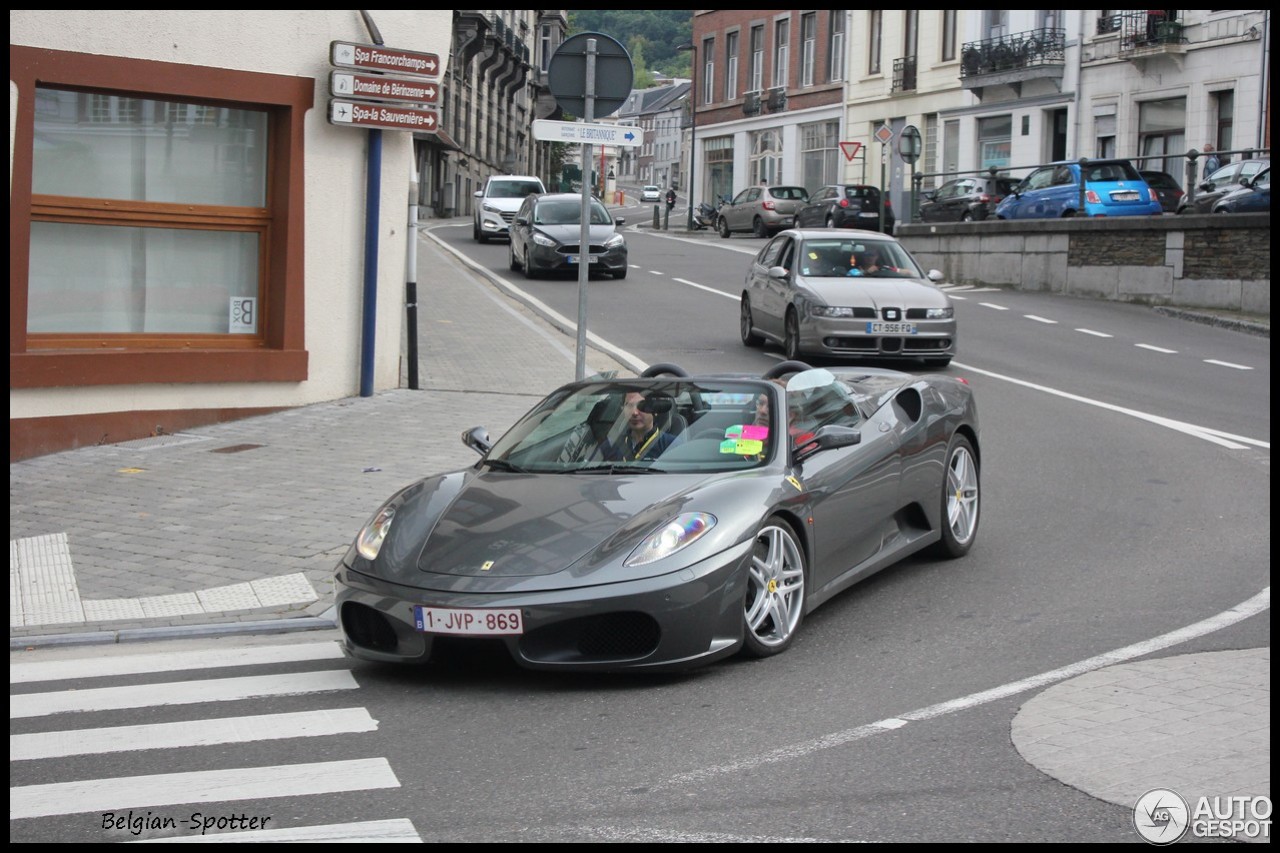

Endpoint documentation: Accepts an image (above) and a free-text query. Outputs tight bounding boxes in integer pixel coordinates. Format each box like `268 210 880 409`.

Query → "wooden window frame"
10 46 312 389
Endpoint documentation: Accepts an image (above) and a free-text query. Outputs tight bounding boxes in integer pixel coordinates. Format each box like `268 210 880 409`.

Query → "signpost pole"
575 38 597 381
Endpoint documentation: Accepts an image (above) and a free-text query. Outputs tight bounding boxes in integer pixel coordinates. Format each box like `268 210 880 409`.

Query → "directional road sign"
331 71 439 105
329 100 438 132
532 119 641 148
330 41 440 78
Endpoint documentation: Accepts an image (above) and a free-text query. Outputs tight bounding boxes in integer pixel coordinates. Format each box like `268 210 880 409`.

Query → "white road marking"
1136 343 1178 353
129 818 422 843
979 302 1009 311
1076 328 1113 338
658 588 1269 789
648 270 665 276
1024 315 1058 324
10 641 345 685
10 757 400 820
11 708 378 761
11 671 359 719
1204 359 1252 370
953 361 1269 450
673 278 738 300
948 294 967 300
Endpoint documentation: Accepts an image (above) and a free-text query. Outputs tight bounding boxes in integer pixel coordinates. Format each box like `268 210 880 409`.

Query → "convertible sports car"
335 361 980 673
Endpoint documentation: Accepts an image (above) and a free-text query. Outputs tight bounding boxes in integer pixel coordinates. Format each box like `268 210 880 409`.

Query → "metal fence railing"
906 147 1270 221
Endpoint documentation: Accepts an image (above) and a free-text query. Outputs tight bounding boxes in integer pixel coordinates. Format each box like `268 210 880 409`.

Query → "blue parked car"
996 159 1163 219
1212 167 1269 214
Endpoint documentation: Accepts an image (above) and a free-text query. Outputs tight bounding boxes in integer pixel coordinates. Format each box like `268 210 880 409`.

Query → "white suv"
473 175 546 242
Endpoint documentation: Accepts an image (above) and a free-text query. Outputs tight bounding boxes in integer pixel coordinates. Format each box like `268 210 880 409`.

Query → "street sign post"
328 100 438 132
330 41 440 77
546 32 635 381
531 119 641 147
331 71 439 105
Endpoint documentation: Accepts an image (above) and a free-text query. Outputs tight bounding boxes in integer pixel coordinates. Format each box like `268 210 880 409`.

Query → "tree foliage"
567 10 694 79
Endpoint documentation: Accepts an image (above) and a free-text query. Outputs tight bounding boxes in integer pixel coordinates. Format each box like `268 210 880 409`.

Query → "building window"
1212 90 1235 164
702 37 715 106
801 13 817 87
983 10 1008 40
941 11 957 62
725 31 739 100
1095 113 1117 158
868 11 882 74
773 18 790 89
749 128 783 185
749 26 764 93
1138 97 1187 176
540 23 553 72
11 46 311 389
977 115 1012 169
800 120 839 190
828 11 847 82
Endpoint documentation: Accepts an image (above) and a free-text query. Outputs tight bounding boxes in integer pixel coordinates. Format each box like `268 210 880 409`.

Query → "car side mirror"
615 217 625 226
924 191 936 201
767 265 789 280
1199 180 1214 192
474 190 484 198
514 216 529 226
793 425 861 462
928 270 945 283
461 426 492 456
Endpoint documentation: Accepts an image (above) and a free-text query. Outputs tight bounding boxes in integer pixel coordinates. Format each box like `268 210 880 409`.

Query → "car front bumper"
798 314 957 360
334 537 752 672
528 244 628 275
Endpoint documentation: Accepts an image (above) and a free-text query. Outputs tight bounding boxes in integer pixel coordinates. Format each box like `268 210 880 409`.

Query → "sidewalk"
8 219 1268 837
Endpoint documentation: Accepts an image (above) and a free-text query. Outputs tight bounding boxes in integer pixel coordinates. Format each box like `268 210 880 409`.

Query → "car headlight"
356 505 396 560
604 233 625 249
482 202 502 213
532 231 558 247
810 305 856 318
624 512 716 567
924 306 954 319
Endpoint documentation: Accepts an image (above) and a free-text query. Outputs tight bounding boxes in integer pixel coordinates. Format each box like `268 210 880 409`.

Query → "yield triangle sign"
839 141 862 162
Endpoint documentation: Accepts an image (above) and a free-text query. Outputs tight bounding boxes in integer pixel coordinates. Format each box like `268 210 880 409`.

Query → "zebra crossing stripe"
11 671 358 719
10 757 400 820
10 641 345 684
127 818 422 843
11 707 378 761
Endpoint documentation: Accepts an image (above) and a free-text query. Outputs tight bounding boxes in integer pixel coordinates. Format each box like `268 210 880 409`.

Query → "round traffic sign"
548 32 634 120
899 125 922 165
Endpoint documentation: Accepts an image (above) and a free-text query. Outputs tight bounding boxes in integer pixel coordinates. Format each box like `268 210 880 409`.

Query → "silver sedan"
739 229 957 367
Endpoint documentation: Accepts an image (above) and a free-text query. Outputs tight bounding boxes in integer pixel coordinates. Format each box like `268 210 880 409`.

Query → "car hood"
360 469 779 593
799 276 948 307
535 224 619 244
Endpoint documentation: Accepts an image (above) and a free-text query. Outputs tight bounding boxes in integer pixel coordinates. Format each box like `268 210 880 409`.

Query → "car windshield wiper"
483 458 530 473
574 464 667 475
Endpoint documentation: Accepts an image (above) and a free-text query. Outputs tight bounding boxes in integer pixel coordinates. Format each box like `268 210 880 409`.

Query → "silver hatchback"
717 185 810 238
739 229 957 367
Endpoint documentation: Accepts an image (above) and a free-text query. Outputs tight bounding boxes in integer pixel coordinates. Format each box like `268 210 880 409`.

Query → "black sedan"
795 184 895 234
334 362 980 673
919 176 1020 222
1139 170 1184 214
508 192 628 279
1213 167 1269 213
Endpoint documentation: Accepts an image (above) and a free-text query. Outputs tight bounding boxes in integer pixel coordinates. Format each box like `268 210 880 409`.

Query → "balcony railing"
1119 11 1186 56
892 55 917 93
960 27 1066 78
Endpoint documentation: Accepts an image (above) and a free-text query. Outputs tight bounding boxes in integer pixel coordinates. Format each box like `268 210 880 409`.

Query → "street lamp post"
677 40 696 230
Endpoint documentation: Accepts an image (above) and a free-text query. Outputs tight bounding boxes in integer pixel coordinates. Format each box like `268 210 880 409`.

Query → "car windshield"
795 238 925 279
489 179 543 199
534 199 613 226
484 380 780 473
